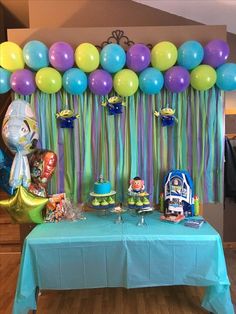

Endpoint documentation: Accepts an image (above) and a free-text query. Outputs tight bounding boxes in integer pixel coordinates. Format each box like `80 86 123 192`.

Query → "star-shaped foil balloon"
0 186 48 224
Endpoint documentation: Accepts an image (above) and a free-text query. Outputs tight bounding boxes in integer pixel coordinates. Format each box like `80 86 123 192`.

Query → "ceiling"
133 0 236 34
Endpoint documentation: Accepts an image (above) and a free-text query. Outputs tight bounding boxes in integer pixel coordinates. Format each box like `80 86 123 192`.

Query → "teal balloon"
139 67 164 94
23 40 49 71
63 68 88 95
178 40 204 70
100 43 126 73
0 67 11 94
216 63 236 91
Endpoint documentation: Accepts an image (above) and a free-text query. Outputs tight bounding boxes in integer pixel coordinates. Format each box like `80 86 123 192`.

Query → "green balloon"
113 69 139 97
36 67 62 94
190 65 216 91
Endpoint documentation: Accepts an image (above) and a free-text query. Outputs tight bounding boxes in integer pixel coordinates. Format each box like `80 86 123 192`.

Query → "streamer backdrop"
14 87 224 204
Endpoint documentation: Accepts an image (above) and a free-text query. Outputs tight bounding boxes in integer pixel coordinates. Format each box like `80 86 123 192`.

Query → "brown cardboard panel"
7 25 226 47
29 0 200 28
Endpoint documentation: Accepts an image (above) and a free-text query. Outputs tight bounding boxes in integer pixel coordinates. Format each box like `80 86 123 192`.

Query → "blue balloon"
23 40 49 71
216 63 236 91
139 67 164 94
177 40 204 70
63 68 88 95
0 68 11 94
100 44 126 73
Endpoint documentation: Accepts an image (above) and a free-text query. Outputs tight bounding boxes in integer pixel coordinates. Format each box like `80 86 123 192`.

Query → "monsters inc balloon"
2 99 39 189
28 150 57 197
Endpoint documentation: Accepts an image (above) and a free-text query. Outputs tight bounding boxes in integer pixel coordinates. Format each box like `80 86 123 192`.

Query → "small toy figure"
101 96 126 115
56 109 80 128
128 176 145 193
154 107 178 127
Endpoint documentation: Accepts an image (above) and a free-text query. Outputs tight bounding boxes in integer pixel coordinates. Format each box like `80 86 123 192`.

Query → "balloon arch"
0 37 236 96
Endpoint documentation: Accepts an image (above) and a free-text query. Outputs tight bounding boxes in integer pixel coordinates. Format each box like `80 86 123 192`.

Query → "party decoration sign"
0 186 48 224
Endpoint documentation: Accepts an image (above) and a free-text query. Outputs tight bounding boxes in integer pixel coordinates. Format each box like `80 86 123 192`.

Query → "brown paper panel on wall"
7 25 226 47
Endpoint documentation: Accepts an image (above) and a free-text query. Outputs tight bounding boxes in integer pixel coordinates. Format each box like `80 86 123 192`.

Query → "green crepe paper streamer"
100 95 108 180
47 93 58 195
71 94 79 203
77 94 84 201
123 96 130 192
206 88 216 202
142 93 148 184
156 93 162 202
198 91 207 202
217 90 224 202
116 113 123 201
191 88 199 196
176 92 183 169
82 92 93 201
152 94 158 203
181 91 188 170
129 95 138 178
161 90 168 173
106 105 116 191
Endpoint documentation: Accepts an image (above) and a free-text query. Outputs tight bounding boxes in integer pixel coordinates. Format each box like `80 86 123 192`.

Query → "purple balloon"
49 42 74 72
165 66 190 93
126 44 151 72
203 39 230 68
10 69 36 95
89 70 112 95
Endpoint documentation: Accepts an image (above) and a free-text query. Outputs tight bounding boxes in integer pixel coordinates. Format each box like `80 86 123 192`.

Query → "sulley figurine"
1 99 39 190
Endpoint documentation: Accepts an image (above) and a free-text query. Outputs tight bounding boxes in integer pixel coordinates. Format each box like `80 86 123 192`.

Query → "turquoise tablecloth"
13 212 234 314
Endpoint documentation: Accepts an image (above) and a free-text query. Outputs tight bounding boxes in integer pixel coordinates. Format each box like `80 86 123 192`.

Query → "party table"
13 212 234 314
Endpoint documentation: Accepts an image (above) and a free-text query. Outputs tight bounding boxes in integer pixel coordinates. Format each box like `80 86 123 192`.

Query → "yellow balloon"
36 67 62 94
190 65 216 91
151 41 177 71
0 41 24 71
75 43 99 73
113 69 139 97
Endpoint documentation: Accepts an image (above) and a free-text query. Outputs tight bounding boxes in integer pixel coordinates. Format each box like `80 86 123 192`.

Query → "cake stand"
90 191 116 215
110 206 127 224
127 191 154 226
